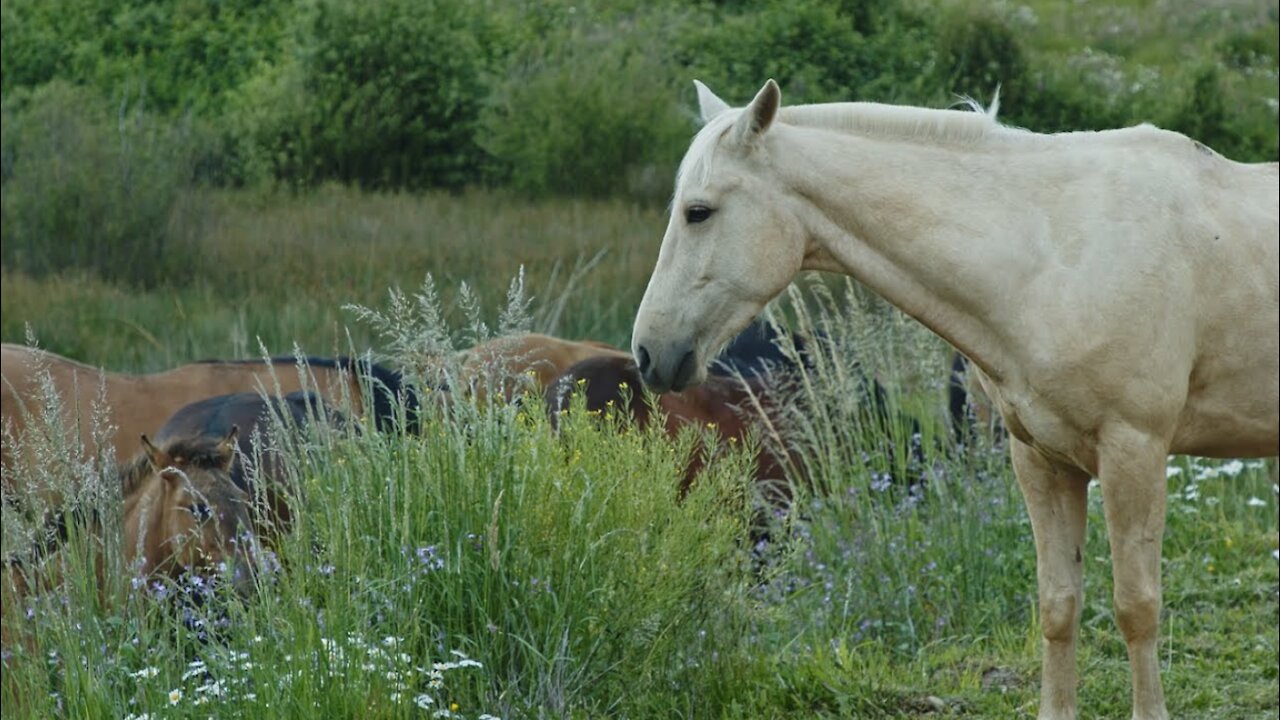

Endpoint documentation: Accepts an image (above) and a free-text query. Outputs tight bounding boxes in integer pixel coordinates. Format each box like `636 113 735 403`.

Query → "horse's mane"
679 95 1030 190
195 355 419 432
779 98 1013 146
118 434 232 496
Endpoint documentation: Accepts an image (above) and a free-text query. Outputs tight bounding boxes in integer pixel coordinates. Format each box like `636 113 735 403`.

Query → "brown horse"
152 391 342 537
1 344 413 486
455 333 632 403
4 428 258 600
544 355 794 503
123 428 259 594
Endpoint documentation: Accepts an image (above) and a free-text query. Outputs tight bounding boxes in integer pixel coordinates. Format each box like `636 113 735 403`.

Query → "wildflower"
382 636 401 648
1272 550 1278 561
1247 497 1267 507
130 666 160 680
168 688 184 705
391 692 404 703
451 702 461 712
415 694 436 708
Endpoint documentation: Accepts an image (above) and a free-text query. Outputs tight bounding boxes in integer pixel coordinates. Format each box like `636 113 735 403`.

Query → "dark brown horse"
544 355 795 503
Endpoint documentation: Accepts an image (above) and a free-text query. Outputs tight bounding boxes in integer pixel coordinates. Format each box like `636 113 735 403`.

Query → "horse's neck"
779 126 1072 381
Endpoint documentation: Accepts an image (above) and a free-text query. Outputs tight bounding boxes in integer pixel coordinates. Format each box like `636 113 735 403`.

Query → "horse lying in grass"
1 344 413 485
152 390 343 537
630 79 1278 720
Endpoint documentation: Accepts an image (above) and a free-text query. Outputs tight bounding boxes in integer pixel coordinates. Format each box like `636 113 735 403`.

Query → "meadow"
3 187 1278 719
3 0 1278 717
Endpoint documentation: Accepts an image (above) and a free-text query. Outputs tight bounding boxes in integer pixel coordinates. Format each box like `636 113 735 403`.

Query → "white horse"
631 79 1279 720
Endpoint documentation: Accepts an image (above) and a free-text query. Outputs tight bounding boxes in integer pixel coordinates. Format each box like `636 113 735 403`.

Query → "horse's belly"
1172 387 1279 458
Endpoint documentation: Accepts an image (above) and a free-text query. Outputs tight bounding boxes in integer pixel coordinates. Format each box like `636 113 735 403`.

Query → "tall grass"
4 272 1275 718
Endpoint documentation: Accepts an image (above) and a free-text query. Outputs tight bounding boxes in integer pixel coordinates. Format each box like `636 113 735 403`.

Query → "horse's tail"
342 357 422 434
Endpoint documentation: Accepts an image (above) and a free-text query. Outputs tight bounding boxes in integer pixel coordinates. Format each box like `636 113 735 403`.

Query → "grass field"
2 186 1277 719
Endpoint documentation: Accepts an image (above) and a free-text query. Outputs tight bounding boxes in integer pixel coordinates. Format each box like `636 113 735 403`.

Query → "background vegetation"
2 0 1277 717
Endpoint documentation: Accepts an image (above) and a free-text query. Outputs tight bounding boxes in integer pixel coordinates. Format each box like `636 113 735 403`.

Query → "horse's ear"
141 434 169 470
694 79 731 123
217 425 239 470
730 78 781 147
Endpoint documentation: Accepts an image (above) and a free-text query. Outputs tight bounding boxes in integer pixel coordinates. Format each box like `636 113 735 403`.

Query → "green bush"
935 4 1026 100
0 81 205 287
479 10 691 200
678 0 939 106
289 0 510 189
1 0 289 114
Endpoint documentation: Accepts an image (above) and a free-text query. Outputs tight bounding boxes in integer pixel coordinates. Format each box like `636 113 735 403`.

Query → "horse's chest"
981 374 1099 475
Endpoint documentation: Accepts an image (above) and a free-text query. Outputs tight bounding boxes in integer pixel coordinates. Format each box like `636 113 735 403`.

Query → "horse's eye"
189 503 213 522
685 205 713 224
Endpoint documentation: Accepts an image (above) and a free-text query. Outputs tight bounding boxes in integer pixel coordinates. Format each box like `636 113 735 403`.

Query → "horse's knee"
1113 588 1160 643
1040 589 1079 643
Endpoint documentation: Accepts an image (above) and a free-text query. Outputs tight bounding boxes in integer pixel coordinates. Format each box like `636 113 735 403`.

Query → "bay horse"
630 79 1278 719
151 390 343 537
1 345 414 485
544 355 795 504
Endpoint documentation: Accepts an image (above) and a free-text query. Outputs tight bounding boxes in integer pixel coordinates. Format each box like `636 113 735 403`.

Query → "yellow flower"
450 702 460 712
1224 536 1234 549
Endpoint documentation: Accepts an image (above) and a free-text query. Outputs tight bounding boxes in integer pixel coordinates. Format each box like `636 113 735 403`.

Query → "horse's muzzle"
635 341 698 393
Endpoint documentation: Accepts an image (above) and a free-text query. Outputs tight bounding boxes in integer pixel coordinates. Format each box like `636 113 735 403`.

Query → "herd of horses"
2 325 971 619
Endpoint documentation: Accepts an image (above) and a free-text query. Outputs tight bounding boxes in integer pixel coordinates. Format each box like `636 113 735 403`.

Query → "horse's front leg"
1011 438 1090 720
1098 426 1170 720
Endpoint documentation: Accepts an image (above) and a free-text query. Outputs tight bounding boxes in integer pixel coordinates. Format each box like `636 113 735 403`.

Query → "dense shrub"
256 0 510 189
677 0 939 106
0 0 289 114
479 9 692 200
935 4 1026 101
0 82 205 287
1 0 1276 202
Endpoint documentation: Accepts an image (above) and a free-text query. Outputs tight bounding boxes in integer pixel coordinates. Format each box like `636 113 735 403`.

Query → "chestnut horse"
4 428 258 599
544 355 794 503
1 344 413 484
631 79 1277 719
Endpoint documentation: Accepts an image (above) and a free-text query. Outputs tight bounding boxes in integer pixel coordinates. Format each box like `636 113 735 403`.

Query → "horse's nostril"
636 345 651 374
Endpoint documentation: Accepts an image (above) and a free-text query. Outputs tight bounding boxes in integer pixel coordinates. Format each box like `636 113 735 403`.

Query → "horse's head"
131 428 258 594
633 79 805 392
